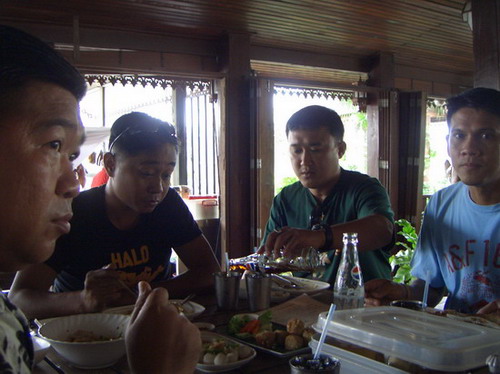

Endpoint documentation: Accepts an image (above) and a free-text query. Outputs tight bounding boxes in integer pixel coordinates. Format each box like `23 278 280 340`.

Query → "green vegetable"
227 314 254 335
258 310 273 331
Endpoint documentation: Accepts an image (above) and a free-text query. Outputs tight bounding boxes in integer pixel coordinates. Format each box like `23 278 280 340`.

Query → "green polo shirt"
261 169 394 285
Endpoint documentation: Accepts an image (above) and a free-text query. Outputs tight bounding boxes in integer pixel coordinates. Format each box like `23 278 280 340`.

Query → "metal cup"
245 273 271 312
289 354 340 374
214 271 241 310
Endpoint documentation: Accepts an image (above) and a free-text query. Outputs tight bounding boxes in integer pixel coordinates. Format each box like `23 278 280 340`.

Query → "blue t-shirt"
411 182 500 313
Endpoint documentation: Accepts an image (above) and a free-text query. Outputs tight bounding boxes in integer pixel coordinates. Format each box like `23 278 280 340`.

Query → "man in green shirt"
260 105 395 285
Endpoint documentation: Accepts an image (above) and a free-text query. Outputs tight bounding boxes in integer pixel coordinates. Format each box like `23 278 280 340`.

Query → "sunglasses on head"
109 124 177 152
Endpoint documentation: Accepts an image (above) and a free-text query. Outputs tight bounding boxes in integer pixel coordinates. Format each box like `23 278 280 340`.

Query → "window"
423 99 451 196
77 75 219 197
273 86 367 194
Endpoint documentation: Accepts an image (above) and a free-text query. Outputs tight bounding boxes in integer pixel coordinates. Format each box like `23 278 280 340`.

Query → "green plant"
275 176 298 194
390 219 418 284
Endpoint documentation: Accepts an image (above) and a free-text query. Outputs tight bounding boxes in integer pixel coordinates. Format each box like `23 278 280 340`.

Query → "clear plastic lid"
313 306 500 372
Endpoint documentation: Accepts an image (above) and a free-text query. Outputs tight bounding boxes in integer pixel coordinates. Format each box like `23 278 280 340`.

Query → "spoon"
171 293 196 313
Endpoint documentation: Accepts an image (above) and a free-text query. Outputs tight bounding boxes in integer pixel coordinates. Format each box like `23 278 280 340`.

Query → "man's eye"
480 132 494 140
453 133 464 139
69 151 80 162
162 174 171 181
48 140 62 151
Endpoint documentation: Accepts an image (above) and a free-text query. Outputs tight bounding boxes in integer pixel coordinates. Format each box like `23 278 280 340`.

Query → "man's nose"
57 163 81 198
300 150 312 165
148 177 166 194
460 135 480 156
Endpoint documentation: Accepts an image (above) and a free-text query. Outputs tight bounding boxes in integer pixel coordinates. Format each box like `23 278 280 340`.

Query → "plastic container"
309 338 406 374
186 195 219 220
312 306 500 372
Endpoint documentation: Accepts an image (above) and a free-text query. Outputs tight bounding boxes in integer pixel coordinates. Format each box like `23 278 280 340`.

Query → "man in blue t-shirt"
366 87 500 314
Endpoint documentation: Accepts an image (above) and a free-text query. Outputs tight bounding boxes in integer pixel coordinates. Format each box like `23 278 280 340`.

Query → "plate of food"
104 300 205 320
221 311 312 358
426 308 500 330
197 331 256 373
270 275 330 296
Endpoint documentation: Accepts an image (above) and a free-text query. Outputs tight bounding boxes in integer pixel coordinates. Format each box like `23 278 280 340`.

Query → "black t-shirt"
46 186 202 292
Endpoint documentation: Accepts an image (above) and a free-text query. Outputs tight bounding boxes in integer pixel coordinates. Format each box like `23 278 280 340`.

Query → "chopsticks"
43 357 65 374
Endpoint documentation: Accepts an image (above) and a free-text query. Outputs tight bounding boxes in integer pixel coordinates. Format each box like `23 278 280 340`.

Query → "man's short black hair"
446 87 500 126
286 105 345 141
0 25 86 103
109 112 178 156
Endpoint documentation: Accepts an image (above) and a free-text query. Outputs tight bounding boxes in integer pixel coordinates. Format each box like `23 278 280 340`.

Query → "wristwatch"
312 223 333 252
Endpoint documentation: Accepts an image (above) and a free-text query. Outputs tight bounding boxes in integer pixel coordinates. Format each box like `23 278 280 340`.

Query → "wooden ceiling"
0 0 473 85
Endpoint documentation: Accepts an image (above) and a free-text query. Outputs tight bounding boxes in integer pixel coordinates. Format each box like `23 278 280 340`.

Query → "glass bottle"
333 232 364 310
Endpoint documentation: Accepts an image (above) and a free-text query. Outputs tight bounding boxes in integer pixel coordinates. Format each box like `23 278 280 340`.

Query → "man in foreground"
365 87 500 314
260 105 395 285
0 24 200 373
10 112 219 320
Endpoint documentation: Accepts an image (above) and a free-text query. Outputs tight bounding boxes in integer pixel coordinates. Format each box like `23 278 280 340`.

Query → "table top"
33 291 335 374
32 291 493 374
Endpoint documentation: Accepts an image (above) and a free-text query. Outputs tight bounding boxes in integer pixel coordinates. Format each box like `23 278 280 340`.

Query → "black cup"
390 300 424 311
289 353 340 374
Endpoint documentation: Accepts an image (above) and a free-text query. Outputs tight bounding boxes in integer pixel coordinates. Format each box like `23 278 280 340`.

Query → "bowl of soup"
38 313 130 369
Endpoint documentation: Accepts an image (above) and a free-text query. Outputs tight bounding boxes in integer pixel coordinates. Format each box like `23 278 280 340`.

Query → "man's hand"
477 299 500 315
126 282 201 374
259 226 324 258
80 266 136 312
364 279 407 306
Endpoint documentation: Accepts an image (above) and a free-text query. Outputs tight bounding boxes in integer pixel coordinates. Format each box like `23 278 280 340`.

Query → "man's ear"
337 140 347 158
103 152 116 178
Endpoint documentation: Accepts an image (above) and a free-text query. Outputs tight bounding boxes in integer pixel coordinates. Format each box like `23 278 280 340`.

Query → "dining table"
33 290 335 374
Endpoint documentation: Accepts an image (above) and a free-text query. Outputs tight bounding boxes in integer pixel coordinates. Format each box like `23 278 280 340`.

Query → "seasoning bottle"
333 232 364 310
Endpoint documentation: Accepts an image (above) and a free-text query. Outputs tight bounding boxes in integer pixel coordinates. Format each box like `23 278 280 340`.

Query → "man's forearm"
153 269 215 298
9 289 87 320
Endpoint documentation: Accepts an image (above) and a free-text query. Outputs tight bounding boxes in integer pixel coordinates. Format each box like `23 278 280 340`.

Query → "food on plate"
200 336 253 365
65 329 119 343
227 311 273 338
227 312 309 351
426 309 500 329
287 318 305 335
275 329 288 346
255 331 276 348
284 334 304 351
301 327 315 342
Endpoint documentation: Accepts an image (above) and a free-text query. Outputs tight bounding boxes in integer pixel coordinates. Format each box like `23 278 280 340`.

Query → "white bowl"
38 313 130 369
104 300 206 320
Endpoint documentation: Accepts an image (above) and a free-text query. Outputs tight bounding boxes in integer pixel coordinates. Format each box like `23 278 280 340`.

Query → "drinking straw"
314 303 337 360
422 270 431 308
224 251 230 274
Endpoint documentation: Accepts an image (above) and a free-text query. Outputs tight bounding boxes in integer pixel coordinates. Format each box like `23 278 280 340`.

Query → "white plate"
271 275 330 295
104 300 205 320
197 331 256 373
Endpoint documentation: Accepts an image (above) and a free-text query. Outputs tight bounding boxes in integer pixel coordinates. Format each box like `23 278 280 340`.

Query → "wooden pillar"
472 0 500 89
219 33 252 258
366 52 399 214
